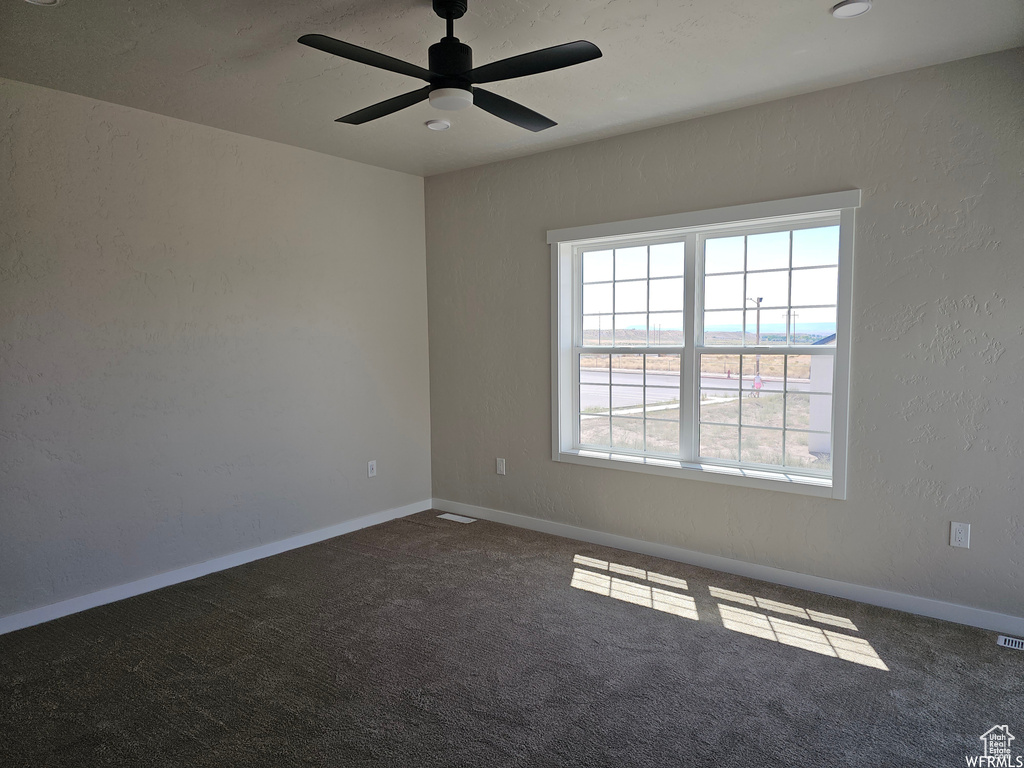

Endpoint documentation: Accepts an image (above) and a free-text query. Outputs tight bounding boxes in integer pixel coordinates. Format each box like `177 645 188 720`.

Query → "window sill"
555 449 842 499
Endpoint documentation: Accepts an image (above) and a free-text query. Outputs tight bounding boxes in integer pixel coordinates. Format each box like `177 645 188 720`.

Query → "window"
550 192 858 498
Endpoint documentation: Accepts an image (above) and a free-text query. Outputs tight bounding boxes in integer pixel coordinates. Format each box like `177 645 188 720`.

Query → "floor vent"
997 635 1024 650
437 513 477 524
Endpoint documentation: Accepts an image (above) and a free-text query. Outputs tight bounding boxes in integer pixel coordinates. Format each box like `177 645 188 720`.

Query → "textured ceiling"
1 0 1022 176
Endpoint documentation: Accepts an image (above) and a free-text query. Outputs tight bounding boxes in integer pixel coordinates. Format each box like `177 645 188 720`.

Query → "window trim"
549 191 860 500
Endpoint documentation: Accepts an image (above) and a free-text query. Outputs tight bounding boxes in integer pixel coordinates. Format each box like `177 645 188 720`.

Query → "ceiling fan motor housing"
428 37 474 110
429 38 473 85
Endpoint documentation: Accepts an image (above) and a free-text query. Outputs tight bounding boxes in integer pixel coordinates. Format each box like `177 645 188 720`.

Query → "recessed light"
425 119 451 131
24 0 63 6
831 0 872 18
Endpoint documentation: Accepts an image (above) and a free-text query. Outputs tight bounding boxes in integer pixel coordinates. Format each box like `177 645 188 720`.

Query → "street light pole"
747 296 763 374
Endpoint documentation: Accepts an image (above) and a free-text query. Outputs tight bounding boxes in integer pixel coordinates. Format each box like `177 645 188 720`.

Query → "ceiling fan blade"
336 86 431 124
472 88 556 132
467 41 601 84
299 34 436 82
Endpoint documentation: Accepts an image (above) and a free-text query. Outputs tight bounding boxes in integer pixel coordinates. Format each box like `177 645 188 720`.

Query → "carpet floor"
1 510 1020 767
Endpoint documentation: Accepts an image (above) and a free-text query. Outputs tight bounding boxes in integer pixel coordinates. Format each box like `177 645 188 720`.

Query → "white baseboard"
433 498 1024 637
0 499 431 637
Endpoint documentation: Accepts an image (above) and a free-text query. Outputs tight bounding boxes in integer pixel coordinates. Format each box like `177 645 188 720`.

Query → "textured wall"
425 49 1024 616
0 79 431 616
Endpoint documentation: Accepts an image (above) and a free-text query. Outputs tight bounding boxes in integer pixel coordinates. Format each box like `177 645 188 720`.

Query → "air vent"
997 635 1024 650
437 513 476 524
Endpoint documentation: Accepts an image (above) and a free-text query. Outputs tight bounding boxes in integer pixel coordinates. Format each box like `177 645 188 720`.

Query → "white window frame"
549 191 859 499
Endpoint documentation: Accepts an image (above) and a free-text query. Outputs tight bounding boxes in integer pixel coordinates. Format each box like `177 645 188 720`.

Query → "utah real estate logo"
966 726 1022 767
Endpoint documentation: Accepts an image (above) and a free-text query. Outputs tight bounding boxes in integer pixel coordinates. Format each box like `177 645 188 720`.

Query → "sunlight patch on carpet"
709 585 858 631
571 561 697 620
718 604 888 670
572 554 689 591
569 554 886 671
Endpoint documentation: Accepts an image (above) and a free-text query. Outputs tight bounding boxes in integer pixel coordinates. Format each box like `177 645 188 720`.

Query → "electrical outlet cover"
950 522 970 548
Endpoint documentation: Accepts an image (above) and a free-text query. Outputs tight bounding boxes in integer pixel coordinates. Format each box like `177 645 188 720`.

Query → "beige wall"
0 79 431 616
425 50 1024 616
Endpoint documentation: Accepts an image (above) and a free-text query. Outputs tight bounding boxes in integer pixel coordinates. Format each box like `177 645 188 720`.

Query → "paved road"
580 368 810 411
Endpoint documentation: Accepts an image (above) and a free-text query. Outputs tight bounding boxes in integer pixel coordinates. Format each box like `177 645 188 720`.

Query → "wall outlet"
950 522 970 548
496 458 506 476
367 460 377 478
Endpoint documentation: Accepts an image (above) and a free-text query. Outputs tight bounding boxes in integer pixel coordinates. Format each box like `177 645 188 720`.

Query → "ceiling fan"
298 0 602 132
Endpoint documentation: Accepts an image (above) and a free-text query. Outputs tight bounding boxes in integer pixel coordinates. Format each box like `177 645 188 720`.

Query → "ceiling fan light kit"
429 88 474 111
298 0 601 131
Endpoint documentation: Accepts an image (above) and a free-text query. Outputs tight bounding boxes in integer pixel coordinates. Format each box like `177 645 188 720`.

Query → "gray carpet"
1 510 1020 767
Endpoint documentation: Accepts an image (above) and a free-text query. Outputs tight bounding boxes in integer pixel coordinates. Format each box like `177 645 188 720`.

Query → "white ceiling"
1 0 1021 176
